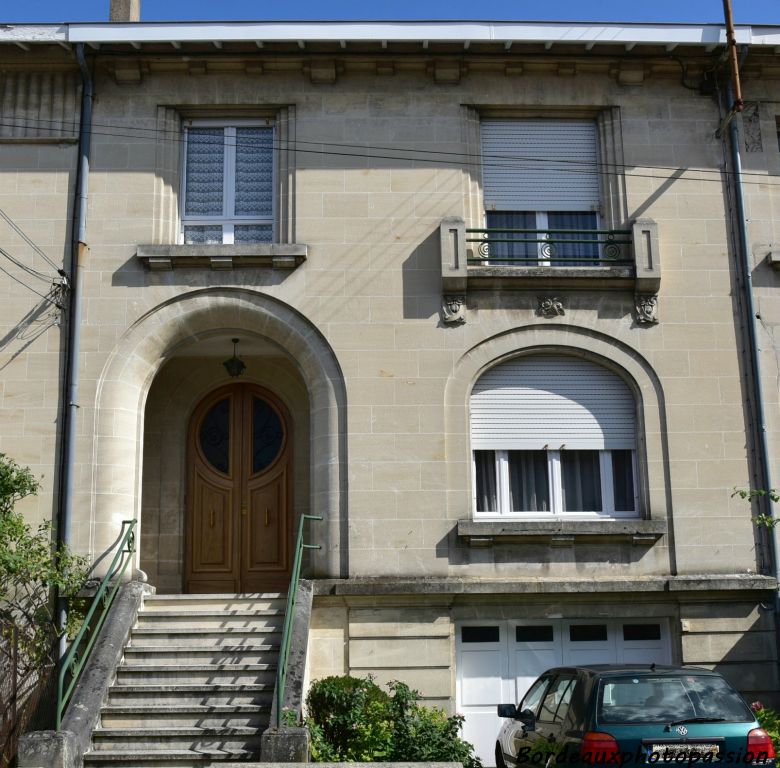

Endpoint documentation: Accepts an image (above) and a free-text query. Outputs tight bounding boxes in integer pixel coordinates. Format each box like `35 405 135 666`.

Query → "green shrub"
386 680 482 768
305 674 482 768
305 675 392 761
0 454 89 671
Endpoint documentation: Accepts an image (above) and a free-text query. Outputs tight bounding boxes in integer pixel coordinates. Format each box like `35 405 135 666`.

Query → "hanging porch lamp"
223 338 246 378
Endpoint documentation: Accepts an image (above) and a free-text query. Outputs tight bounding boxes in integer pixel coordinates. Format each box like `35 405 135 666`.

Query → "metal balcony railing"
465 227 634 266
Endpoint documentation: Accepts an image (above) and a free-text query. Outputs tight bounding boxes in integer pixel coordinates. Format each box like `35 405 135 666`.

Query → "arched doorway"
185 383 293 593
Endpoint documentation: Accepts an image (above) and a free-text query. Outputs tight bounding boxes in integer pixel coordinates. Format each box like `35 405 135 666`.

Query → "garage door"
456 619 672 767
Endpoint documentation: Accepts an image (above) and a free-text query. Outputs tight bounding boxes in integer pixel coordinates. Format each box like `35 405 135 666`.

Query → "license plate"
648 744 720 761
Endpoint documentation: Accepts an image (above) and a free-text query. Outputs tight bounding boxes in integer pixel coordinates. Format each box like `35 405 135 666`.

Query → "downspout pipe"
725 79 780 591
57 43 92 662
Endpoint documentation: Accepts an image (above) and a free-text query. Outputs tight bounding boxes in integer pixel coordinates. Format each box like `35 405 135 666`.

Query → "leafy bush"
386 680 482 768
305 675 392 761
0 454 88 671
305 674 482 768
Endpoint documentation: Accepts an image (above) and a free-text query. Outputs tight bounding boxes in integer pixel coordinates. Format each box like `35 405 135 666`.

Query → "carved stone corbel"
537 296 565 318
441 295 466 324
635 293 659 324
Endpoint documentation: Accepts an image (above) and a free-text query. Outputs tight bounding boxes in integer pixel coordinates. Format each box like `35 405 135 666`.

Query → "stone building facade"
1 16 780 765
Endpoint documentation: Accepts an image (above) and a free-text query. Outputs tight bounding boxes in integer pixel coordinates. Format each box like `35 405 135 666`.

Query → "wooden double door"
185 383 293 593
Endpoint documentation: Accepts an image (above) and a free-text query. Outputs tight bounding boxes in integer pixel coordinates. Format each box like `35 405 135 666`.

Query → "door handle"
241 505 247 517
265 508 270 526
209 508 214 528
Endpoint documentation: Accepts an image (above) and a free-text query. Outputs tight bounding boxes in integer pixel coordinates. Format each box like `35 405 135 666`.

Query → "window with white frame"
181 119 274 245
470 355 639 519
480 119 601 264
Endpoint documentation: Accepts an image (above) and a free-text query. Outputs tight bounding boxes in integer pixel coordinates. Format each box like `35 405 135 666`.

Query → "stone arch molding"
445 323 671 523
91 288 347 579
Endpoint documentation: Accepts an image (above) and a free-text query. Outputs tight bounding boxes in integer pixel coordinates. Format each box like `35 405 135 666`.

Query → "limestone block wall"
0 131 75 527
307 598 453 710
738 80 780 557
306 591 779 713
680 598 779 698
0 45 775 585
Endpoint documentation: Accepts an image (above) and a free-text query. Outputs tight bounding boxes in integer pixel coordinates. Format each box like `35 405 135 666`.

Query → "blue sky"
3 0 779 24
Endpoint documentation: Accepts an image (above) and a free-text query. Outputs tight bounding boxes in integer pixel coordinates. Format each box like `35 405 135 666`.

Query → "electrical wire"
0 206 63 275
0 262 62 307
1 114 779 187
0 246 54 283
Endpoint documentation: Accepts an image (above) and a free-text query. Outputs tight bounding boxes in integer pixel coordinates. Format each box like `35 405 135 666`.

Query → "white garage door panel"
510 622 562 707
461 650 505 705
457 618 672 768
511 645 561 703
466 710 505 766
563 622 616 665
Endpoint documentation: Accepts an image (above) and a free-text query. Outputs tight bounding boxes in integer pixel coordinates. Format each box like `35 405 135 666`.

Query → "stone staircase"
82 593 285 768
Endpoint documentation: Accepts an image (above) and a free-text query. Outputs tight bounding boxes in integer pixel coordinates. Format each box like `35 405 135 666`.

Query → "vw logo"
676 726 688 736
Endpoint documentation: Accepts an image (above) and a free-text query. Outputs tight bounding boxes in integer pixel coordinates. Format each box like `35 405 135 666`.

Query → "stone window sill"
457 518 667 547
137 243 307 271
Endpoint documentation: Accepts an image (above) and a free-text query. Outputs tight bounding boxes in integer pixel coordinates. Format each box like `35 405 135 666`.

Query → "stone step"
91 727 263 752
122 645 279 666
143 594 286 613
100 705 270 729
107 684 272 707
82 594 285 768
129 628 281 647
83 748 261 766
115 664 276 686
136 611 284 630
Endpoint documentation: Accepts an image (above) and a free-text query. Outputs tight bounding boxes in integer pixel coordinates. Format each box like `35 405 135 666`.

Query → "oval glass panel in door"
199 398 230 474
253 397 284 473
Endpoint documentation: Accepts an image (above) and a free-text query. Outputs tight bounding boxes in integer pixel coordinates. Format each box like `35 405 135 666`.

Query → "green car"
496 665 774 768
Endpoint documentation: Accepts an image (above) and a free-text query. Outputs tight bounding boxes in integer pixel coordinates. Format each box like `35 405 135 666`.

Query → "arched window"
470 354 638 518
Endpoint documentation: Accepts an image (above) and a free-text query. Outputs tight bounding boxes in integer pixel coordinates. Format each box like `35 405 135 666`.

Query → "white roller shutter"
470 355 635 450
481 119 600 212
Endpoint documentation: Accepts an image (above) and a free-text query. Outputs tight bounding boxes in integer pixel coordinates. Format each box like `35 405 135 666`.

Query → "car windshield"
597 674 753 725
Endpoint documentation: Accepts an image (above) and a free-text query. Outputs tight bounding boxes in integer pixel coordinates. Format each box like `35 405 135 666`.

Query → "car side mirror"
497 704 518 718
518 708 536 731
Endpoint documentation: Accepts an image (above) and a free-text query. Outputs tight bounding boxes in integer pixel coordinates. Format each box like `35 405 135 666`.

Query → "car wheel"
496 743 508 768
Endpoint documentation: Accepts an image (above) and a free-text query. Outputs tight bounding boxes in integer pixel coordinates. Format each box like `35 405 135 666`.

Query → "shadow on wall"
110 255 299 289
402 229 443 321
0 293 63 371
437 525 662 571
696 600 779 708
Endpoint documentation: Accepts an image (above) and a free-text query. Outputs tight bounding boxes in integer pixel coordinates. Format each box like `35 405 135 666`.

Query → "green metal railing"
466 227 633 265
275 513 322 727
56 519 136 730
